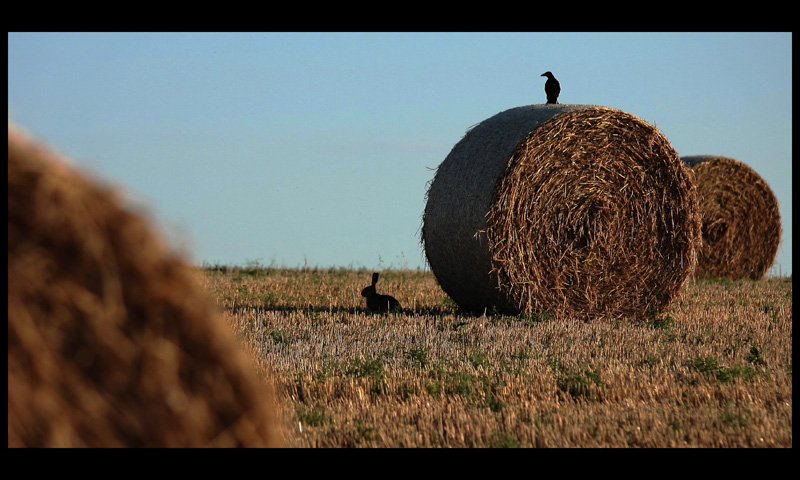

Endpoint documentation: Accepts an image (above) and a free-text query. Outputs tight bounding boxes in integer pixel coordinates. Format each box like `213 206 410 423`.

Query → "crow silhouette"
541 71 561 104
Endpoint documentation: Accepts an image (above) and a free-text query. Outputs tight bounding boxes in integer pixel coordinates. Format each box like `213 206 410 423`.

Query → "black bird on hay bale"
541 71 561 104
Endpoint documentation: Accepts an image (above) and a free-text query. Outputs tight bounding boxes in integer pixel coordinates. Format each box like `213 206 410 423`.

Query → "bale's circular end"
423 105 701 320
682 155 781 280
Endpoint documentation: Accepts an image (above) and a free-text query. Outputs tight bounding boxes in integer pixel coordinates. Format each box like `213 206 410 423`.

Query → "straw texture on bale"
8 125 280 447
422 105 701 320
682 155 781 280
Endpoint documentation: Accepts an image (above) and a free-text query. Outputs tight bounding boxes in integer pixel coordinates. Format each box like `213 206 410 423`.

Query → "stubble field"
198 266 792 448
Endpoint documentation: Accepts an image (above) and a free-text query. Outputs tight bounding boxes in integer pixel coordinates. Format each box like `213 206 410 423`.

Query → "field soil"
199 267 792 448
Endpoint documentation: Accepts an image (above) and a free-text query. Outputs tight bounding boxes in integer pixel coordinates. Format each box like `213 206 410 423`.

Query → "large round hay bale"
422 104 701 320
8 125 281 447
682 155 781 280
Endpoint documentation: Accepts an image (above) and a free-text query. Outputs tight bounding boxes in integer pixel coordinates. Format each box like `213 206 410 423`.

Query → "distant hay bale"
8 125 280 447
422 105 701 320
682 155 781 280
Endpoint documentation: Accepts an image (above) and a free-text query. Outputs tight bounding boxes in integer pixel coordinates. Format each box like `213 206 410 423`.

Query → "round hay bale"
422 104 701 320
8 125 281 447
682 155 781 280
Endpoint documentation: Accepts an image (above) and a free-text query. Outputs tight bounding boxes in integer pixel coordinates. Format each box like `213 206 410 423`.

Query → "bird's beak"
541 73 546 76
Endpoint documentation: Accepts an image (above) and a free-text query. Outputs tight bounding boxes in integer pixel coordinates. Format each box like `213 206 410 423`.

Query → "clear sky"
8 32 792 275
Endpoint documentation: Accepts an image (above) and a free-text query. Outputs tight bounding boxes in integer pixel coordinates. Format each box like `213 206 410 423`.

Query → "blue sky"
8 32 792 275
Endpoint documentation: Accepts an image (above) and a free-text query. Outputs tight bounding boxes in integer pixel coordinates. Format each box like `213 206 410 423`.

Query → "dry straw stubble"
423 105 701 320
682 155 781 280
8 125 280 447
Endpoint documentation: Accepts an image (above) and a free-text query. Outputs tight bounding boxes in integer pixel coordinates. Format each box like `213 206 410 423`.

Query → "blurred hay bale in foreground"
8 125 280 447
682 155 781 280
422 105 701 320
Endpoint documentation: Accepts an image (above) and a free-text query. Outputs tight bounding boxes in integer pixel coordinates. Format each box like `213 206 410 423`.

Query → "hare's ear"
372 272 379 285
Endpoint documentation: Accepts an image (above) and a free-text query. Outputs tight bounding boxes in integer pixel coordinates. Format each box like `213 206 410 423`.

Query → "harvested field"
200 267 792 448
